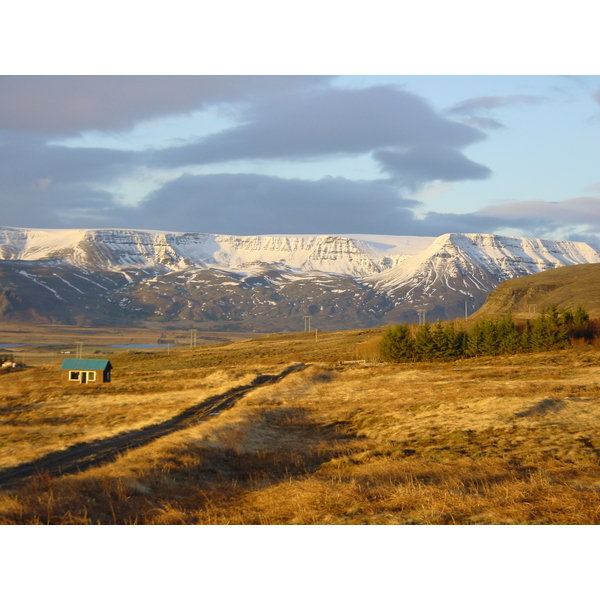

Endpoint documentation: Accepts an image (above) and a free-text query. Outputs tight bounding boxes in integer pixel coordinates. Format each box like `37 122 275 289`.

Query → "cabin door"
81 372 87 384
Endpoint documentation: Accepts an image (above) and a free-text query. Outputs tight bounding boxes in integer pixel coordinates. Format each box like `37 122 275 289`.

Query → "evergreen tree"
520 320 533 352
480 318 501 356
431 320 453 360
543 305 569 350
379 324 415 362
561 309 574 331
453 323 469 358
570 304 592 343
531 309 553 351
573 304 590 329
414 322 435 360
498 314 520 354
466 321 483 357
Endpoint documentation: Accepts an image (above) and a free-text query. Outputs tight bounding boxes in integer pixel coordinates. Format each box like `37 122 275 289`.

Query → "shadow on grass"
0 364 308 490
0 405 358 525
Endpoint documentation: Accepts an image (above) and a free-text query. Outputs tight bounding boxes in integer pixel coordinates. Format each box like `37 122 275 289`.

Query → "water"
110 344 172 349
1 342 173 351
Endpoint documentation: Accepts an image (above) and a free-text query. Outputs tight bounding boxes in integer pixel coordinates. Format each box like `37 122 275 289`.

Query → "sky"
2 6 600 250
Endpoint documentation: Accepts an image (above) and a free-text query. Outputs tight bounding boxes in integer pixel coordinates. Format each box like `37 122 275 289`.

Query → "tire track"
0 363 308 490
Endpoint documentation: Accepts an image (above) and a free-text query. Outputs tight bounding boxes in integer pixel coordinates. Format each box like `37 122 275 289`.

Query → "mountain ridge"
0 227 598 330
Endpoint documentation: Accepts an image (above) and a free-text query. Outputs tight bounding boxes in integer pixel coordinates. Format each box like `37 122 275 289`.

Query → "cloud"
0 80 494 227
3 158 599 252
459 117 506 131
445 94 545 117
122 173 422 235
0 133 137 187
153 85 487 168
374 146 492 189
474 196 600 234
0 132 138 228
0 76 330 138
0 179 125 229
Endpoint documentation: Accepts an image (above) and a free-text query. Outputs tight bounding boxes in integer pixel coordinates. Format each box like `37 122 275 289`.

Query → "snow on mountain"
369 233 600 293
0 227 432 277
1 227 599 328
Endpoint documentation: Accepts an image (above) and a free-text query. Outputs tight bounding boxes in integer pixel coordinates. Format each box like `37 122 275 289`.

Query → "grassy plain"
0 322 263 366
1 326 600 524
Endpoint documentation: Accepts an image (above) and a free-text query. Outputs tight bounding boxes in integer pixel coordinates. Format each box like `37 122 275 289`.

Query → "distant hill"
471 263 600 320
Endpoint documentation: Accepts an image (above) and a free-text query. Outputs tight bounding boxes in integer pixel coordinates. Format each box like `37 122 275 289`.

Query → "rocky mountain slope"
0 227 598 330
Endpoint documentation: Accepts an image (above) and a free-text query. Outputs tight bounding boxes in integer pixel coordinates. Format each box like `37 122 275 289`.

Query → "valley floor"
1 329 600 524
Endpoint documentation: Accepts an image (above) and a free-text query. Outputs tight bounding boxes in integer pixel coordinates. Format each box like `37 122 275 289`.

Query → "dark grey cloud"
122 173 422 235
3 163 598 251
0 132 141 228
374 146 492 190
0 78 503 237
0 133 137 187
153 85 487 168
0 178 126 230
0 76 330 138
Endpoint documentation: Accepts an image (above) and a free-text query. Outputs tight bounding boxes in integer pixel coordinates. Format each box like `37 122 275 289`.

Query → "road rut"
0 363 308 490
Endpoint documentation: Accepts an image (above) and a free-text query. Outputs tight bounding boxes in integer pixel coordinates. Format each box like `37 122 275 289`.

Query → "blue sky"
2 5 599 249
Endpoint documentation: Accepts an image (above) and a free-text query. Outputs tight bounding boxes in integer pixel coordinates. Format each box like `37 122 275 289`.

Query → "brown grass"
1 329 600 524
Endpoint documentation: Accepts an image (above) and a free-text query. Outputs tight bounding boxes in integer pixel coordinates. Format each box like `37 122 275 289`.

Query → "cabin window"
69 370 96 382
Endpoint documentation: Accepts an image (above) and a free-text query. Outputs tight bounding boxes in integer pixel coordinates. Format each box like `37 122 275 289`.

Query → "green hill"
472 263 600 320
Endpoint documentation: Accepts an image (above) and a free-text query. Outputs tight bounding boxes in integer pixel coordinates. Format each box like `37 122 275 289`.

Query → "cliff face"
0 227 599 330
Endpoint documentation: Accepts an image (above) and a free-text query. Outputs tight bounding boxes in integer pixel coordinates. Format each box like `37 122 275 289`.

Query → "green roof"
60 359 112 371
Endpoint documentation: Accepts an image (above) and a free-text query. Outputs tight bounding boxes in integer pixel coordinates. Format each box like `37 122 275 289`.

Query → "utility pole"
303 316 311 332
189 329 197 348
76 342 83 359
417 309 427 326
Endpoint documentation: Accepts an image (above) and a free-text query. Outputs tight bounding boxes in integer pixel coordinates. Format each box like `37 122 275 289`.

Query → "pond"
110 344 173 349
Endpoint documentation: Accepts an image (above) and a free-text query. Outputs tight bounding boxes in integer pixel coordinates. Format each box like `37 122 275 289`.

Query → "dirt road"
0 363 307 490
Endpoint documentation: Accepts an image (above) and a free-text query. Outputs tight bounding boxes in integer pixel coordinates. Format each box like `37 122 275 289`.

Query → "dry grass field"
1 327 600 524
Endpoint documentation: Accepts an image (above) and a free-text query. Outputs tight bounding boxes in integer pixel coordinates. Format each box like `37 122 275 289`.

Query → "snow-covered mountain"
367 232 599 314
0 227 433 276
0 227 598 330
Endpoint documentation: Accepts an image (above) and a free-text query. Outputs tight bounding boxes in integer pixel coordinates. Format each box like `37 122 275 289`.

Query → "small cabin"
60 359 112 384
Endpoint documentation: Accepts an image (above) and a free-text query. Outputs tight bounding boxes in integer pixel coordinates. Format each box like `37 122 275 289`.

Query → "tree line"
379 305 597 363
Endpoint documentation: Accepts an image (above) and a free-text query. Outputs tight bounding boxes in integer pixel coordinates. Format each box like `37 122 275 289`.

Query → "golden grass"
0 360 257 468
1 331 600 524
